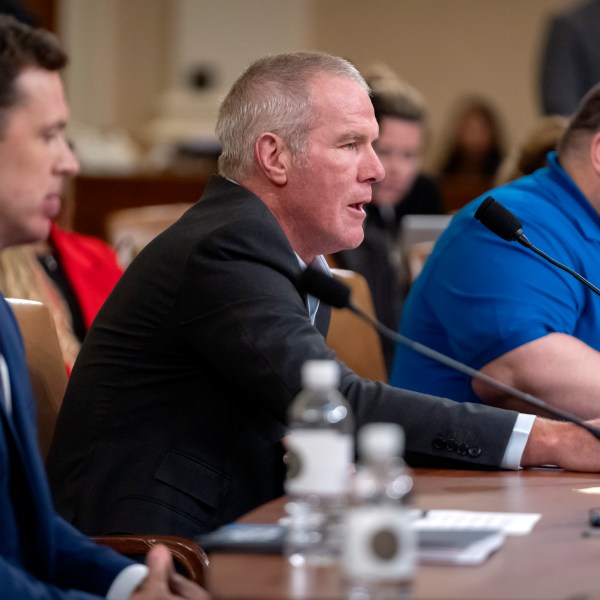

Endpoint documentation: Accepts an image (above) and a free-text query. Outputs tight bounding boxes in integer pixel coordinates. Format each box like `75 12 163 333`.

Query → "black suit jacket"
47 177 517 538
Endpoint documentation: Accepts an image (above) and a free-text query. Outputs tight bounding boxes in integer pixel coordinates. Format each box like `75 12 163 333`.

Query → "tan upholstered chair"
5 298 209 585
105 203 193 266
7 298 67 460
326 269 387 382
407 240 435 283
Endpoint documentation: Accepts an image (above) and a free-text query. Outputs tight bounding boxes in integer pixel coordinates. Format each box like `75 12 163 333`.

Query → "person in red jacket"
0 220 123 373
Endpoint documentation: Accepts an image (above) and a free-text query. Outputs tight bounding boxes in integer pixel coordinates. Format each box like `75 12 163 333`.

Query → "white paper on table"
415 510 541 535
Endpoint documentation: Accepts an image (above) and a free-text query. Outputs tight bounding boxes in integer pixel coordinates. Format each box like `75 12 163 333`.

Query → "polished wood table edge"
207 468 600 600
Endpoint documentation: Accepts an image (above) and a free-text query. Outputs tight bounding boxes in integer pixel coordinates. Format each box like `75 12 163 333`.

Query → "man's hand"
130 544 211 600
522 417 600 471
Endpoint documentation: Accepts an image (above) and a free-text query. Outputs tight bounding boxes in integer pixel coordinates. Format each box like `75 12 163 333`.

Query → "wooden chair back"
326 269 387 382
6 298 67 460
105 203 193 265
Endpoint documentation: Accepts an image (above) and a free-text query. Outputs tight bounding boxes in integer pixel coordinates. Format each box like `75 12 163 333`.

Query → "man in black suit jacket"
48 51 600 539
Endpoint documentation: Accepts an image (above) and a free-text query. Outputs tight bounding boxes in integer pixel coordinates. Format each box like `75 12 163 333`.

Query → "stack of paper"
413 509 541 565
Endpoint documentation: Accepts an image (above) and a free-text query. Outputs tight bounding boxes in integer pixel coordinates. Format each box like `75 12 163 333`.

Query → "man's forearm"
475 333 600 419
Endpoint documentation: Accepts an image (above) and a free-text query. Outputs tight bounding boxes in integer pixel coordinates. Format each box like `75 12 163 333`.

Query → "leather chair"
326 269 387 382
407 240 435 283
7 298 67 460
105 203 193 266
94 534 208 584
5 298 209 585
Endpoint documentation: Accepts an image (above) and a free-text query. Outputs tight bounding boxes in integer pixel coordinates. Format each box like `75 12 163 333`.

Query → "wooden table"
207 468 600 599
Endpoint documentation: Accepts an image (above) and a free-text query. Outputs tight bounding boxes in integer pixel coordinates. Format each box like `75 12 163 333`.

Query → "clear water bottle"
343 423 416 599
284 359 354 566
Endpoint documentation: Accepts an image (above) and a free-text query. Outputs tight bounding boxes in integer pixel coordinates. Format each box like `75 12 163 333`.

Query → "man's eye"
344 142 357 150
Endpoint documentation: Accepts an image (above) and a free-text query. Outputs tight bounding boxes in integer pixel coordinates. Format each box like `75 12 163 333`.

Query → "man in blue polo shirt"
390 82 600 419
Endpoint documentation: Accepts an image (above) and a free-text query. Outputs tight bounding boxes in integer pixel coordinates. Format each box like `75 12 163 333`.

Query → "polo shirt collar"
547 151 600 241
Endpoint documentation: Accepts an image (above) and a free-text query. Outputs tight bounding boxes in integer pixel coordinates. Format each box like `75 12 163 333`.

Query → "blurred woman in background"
437 95 506 212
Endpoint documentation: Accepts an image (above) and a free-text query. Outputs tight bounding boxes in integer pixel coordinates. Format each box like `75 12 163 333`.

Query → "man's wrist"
520 417 566 467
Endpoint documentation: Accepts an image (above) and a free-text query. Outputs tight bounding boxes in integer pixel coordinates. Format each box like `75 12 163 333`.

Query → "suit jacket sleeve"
0 551 119 600
0 557 102 599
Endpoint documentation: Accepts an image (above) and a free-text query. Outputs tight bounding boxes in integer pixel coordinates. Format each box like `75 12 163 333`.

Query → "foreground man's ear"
255 132 290 185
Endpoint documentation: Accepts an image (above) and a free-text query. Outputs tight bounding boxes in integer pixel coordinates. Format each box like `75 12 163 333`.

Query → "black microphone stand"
347 300 600 442
516 233 600 298
475 196 600 298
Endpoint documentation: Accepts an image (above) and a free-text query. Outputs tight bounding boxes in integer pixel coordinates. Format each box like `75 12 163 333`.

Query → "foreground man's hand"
522 417 600 471
131 544 211 600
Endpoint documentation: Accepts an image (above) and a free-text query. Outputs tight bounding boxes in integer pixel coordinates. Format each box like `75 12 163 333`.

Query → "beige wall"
311 0 577 167
59 0 171 132
59 0 581 164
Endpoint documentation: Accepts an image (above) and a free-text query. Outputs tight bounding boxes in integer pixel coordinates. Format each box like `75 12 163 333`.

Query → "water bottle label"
285 430 352 495
343 505 417 580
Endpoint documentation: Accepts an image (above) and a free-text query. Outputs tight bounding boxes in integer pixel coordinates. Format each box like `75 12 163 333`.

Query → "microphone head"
297 268 351 309
474 196 523 242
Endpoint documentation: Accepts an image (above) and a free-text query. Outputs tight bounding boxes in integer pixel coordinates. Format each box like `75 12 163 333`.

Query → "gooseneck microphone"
475 196 600 298
297 267 600 441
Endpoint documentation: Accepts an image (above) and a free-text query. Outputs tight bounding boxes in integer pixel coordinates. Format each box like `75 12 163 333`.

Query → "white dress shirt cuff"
106 564 148 600
500 413 536 470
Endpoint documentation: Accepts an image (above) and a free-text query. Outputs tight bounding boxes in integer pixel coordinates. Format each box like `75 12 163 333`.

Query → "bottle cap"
358 422 405 459
301 360 340 389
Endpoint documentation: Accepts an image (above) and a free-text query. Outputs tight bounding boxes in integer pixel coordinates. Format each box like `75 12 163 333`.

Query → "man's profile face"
372 115 425 206
0 67 79 250
283 73 385 263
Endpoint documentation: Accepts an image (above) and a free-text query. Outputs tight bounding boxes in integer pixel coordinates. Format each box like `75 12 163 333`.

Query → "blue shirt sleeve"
421 208 583 371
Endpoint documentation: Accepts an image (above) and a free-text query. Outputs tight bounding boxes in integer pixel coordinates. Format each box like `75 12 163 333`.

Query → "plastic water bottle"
343 422 416 599
284 359 354 566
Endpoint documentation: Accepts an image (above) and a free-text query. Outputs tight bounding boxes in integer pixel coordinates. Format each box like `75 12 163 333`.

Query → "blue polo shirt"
390 152 600 402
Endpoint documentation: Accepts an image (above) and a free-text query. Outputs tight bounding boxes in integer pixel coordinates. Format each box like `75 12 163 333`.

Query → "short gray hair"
216 51 368 181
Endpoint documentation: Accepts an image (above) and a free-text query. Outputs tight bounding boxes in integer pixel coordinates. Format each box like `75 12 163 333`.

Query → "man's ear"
255 132 290 184
590 131 600 177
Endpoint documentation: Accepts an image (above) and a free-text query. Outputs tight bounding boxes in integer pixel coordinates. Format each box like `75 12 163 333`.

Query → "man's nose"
363 147 385 183
57 138 80 175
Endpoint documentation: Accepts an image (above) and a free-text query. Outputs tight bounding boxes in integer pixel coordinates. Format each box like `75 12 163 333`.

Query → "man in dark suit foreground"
0 15 208 600
48 51 600 539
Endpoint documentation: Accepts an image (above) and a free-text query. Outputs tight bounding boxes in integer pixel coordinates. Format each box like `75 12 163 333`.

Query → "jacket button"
445 439 458 451
433 437 445 449
457 443 468 455
468 446 482 457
